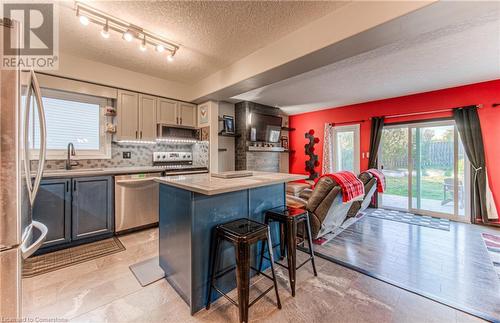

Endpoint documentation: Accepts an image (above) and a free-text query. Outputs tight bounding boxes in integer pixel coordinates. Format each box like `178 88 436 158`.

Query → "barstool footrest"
261 254 314 271
249 285 275 307
212 285 238 307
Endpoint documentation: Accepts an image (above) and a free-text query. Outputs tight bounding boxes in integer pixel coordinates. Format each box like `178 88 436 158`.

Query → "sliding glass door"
379 121 469 221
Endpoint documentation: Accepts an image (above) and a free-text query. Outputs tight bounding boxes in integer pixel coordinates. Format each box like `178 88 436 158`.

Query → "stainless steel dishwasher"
115 172 162 233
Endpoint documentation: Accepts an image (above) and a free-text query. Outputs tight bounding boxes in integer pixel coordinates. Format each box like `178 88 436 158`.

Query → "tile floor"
22 228 485 322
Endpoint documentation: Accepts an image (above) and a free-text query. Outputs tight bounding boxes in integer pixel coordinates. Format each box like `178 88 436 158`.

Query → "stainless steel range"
153 151 209 174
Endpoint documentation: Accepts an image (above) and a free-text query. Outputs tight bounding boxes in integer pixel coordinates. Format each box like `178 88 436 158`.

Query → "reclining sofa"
286 171 378 239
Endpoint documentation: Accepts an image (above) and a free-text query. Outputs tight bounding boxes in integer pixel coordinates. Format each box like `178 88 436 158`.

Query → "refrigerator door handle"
23 70 47 206
20 221 48 259
22 71 34 201
31 71 47 205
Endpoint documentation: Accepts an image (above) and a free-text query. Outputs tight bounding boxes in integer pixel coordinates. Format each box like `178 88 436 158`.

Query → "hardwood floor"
314 208 500 321
23 228 484 322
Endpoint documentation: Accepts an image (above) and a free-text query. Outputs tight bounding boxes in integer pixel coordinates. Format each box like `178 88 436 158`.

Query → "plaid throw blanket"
368 169 385 193
322 171 364 203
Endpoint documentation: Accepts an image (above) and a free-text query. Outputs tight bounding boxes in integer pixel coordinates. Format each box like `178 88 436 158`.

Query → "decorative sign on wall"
198 104 209 126
305 129 320 180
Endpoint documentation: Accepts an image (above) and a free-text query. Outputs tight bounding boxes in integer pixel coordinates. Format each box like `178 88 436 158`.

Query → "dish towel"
367 168 386 193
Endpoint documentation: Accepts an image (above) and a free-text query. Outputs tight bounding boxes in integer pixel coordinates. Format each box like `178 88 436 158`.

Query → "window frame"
331 124 360 174
29 88 112 160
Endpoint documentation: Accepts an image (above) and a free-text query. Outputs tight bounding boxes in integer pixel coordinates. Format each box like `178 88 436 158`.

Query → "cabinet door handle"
73 181 77 192
135 130 138 139
180 117 182 125
66 182 69 193
176 116 179 124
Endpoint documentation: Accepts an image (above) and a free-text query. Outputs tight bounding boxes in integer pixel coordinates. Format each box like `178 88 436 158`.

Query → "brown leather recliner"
346 171 378 217
286 176 355 239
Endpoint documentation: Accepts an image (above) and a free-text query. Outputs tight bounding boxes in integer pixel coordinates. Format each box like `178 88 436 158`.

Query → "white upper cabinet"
178 102 196 127
138 94 157 140
157 98 178 125
117 90 197 141
116 90 139 140
157 100 196 128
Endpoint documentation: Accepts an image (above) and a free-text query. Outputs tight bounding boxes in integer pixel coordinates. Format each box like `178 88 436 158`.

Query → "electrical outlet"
123 152 131 159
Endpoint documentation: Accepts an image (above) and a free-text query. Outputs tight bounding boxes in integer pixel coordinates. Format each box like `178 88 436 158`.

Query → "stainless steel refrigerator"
0 18 48 319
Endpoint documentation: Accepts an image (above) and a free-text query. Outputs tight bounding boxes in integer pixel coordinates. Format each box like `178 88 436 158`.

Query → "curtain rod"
373 104 483 120
329 119 365 126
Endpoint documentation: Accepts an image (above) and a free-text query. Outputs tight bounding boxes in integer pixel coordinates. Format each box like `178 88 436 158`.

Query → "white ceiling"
232 9 500 115
58 1 348 84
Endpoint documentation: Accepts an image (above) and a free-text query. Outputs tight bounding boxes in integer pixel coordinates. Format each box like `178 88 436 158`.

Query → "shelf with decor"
218 131 240 138
247 146 285 152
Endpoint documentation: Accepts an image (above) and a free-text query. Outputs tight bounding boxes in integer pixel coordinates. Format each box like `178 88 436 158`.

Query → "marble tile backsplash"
33 141 209 170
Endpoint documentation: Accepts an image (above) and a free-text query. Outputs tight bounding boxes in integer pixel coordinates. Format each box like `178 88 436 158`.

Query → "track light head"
79 15 89 26
140 37 147 51
156 44 165 53
122 30 133 42
101 21 110 39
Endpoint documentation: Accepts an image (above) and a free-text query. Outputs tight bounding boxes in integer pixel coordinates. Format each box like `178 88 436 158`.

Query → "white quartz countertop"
154 171 307 195
39 166 207 178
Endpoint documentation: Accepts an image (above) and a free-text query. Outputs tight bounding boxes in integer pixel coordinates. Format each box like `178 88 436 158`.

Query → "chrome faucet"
66 142 80 170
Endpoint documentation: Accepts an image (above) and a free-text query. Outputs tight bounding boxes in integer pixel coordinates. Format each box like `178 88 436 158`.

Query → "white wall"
203 101 219 173
48 52 191 101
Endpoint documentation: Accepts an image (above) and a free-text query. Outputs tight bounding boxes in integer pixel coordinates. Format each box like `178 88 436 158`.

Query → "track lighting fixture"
75 1 179 60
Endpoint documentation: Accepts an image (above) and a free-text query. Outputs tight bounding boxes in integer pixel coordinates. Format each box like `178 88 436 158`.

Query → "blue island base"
158 183 285 314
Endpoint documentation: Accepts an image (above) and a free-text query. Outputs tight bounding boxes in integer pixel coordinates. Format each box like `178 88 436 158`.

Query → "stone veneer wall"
36 141 209 170
235 101 283 172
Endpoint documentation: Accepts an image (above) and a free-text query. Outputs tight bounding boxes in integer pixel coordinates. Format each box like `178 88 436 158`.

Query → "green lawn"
385 174 447 201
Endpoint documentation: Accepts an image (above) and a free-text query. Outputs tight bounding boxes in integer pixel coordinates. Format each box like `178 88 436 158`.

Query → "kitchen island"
155 171 307 314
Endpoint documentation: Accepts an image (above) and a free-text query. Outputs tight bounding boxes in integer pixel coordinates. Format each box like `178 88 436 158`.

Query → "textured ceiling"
232 9 500 115
58 1 348 84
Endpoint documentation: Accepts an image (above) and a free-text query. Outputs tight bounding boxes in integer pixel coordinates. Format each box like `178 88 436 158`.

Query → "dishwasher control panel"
153 151 193 163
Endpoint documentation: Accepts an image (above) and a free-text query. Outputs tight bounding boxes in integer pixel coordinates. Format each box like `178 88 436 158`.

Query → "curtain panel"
322 123 334 174
453 106 498 223
368 117 385 169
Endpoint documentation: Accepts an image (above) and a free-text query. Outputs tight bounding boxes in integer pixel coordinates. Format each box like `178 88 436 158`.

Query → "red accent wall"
289 79 500 217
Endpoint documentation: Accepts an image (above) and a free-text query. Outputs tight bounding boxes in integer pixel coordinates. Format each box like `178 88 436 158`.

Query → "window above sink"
25 88 112 160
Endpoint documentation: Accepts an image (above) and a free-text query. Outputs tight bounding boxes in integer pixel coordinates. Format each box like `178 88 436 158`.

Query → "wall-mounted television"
249 112 282 143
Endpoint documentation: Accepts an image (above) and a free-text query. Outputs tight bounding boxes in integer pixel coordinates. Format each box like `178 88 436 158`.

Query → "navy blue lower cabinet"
72 176 114 240
33 178 72 248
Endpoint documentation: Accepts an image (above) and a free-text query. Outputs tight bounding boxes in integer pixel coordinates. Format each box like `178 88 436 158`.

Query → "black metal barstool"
206 218 281 323
259 206 317 296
